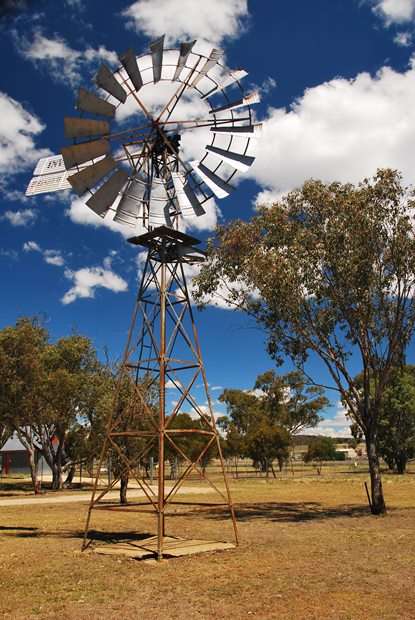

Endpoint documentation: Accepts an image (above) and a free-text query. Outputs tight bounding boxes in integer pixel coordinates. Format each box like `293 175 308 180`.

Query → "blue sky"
1 0 415 436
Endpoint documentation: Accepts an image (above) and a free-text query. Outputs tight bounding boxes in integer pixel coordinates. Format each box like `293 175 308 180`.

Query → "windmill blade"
205 145 255 172
119 48 143 92
64 117 110 139
191 48 222 88
68 156 117 196
150 35 165 83
191 161 233 199
148 202 173 227
171 172 205 216
77 87 116 117
96 63 127 103
114 176 147 225
61 139 109 170
33 154 66 176
86 169 129 217
26 170 72 196
211 123 262 138
201 69 248 99
209 91 260 114
173 40 196 81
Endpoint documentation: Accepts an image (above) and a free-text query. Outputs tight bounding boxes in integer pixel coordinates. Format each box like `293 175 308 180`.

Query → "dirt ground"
0 472 414 620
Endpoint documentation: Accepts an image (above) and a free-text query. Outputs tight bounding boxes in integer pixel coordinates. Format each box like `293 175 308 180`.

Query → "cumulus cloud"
313 403 352 439
0 91 49 177
62 266 128 304
250 60 415 204
23 241 65 267
394 30 412 45
1 209 37 226
43 249 65 266
122 0 249 46
370 0 415 24
15 29 118 86
23 240 41 252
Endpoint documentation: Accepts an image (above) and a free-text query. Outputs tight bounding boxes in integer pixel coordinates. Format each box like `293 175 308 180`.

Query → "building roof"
1 433 27 452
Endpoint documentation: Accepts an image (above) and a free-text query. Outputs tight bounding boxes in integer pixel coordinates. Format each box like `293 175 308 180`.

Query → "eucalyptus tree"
0 318 48 490
194 169 415 514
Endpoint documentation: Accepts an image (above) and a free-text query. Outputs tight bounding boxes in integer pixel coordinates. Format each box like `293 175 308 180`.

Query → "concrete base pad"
92 535 236 560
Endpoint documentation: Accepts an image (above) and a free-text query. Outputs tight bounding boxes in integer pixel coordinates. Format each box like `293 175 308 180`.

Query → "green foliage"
334 451 346 461
304 437 337 473
0 317 112 489
219 369 326 473
195 169 415 513
378 366 415 473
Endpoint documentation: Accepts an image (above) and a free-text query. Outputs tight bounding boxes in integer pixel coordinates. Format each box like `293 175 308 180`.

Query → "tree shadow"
0 525 38 531
176 501 371 523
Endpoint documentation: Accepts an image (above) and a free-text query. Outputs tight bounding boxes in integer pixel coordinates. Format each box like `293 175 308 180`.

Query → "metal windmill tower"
26 36 261 560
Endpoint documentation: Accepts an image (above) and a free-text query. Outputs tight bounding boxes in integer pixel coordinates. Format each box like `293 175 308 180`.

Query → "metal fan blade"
150 35 165 83
209 91 260 114
173 40 196 81
68 156 117 196
26 170 72 196
206 145 255 172
191 161 233 199
33 154 66 176
114 176 146 225
64 117 110 139
211 123 262 138
96 63 127 104
171 172 205 216
86 169 129 217
201 69 248 99
119 48 143 92
191 48 222 87
77 87 116 117
61 139 109 170
148 203 172 227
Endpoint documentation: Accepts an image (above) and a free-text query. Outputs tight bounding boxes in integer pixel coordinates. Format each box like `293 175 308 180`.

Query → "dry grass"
1 472 415 619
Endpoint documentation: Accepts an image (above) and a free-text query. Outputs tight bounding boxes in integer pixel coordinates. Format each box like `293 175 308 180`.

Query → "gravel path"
0 485 209 507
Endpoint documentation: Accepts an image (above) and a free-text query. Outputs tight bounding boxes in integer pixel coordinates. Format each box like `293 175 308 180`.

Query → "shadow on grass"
0 526 152 543
176 501 371 523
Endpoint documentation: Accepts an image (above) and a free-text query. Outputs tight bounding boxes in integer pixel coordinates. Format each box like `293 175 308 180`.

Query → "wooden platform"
91 535 236 560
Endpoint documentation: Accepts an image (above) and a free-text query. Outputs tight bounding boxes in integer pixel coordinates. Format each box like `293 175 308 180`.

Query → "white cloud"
122 0 249 46
23 240 41 252
314 402 352 439
62 266 128 304
22 241 65 267
16 29 118 87
251 60 415 203
0 91 49 176
1 209 37 226
260 76 277 95
371 0 415 24
394 31 412 45
43 249 64 267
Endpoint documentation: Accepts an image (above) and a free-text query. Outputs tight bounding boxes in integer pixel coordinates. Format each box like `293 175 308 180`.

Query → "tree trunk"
28 448 40 494
120 473 128 504
365 432 386 514
395 453 407 475
64 464 76 487
51 465 63 490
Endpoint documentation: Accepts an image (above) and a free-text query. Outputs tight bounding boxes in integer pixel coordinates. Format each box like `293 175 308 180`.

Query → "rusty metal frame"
82 227 238 559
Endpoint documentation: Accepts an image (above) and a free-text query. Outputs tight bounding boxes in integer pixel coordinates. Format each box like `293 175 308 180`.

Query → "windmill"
26 36 261 560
